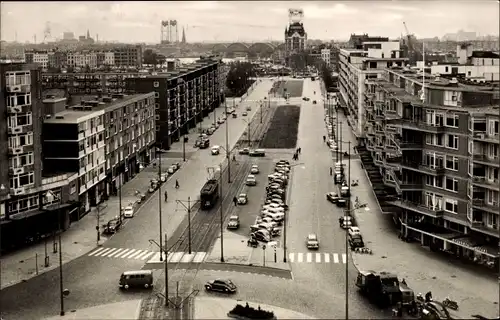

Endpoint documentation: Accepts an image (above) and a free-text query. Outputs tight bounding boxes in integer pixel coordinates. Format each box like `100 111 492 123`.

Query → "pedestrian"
298 147 302 154
323 135 326 143
329 167 333 176
233 196 238 206
164 191 168 202
175 179 180 189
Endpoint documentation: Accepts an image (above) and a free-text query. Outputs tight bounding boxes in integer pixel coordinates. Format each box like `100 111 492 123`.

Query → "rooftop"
44 93 154 124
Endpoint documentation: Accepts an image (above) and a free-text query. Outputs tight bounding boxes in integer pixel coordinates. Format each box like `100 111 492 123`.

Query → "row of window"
426 176 459 193
424 152 459 171
7 113 33 128
5 71 31 86
425 111 460 128
6 94 32 107
470 119 500 135
425 133 459 149
8 133 34 149
425 192 458 214
10 172 35 189
10 152 34 169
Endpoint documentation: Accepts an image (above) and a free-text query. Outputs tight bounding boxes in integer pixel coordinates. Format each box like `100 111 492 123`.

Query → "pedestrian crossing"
87 247 207 264
288 252 347 264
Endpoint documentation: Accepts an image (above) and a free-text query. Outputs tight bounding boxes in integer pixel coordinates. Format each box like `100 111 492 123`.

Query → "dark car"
205 279 237 293
103 218 122 234
249 149 266 157
313 100 317 104
349 234 365 248
199 139 210 149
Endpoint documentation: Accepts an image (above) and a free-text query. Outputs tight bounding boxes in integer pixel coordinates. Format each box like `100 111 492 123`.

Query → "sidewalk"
336 113 498 318
0 97 244 290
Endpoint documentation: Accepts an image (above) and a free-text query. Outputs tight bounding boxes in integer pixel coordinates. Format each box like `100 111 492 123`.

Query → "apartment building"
1 63 78 252
42 72 142 95
126 58 222 149
338 40 408 137
113 45 143 68
42 93 155 214
417 44 500 81
24 50 49 69
364 66 499 266
321 48 331 67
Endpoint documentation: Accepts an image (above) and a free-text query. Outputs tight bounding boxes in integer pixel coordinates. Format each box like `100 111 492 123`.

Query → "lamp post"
149 238 169 307
344 202 370 320
208 165 226 262
157 145 168 261
44 191 66 316
224 98 231 183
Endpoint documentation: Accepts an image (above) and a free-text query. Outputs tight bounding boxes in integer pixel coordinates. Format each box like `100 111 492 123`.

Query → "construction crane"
402 21 422 65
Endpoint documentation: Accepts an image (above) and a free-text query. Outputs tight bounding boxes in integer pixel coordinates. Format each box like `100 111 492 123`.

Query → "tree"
320 63 336 91
225 62 256 96
289 52 313 71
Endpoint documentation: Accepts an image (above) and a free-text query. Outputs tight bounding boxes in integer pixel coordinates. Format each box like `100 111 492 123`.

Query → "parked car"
312 100 317 104
227 215 240 230
160 173 168 182
239 147 250 155
103 218 122 234
349 234 365 249
249 149 266 157
167 165 176 174
246 106 252 111
242 112 248 116
123 206 134 218
348 226 361 237
339 216 352 229
250 165 260 174
306 234 320 250
205 279 237 293
237 193 248 205
250 230 271 242
326 192 340 203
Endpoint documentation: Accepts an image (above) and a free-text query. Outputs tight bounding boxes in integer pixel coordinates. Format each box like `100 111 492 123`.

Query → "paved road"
286 78 389 318
0 79 276 320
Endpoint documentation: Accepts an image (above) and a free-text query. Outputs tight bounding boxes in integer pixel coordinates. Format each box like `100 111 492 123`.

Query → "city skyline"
1 1 498 43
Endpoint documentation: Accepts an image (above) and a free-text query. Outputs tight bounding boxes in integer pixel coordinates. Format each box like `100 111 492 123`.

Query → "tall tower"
87 29 90 39
170 20 178 43
161 20 170 43
182 27 186 44
43 21 52 43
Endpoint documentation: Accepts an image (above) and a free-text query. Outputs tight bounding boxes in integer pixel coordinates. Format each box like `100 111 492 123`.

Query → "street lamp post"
118 154 123 226
219 164 225 262
44 191 66 316
149 238 169 307
283 162 305 263
224 99 232 184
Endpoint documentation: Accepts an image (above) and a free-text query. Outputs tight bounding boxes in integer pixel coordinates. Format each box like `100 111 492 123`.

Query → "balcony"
400 141 423 150
385 125 398 134
472 131 499 144
7 105 29 113
469 220 499 238
374 158 384 166
472 176 500 191
374 114 384 121
400 160 445 175
385 110 400 121
366 143 375 152
9 165 25 175
374 144 385 152
8 146 24 155
388 200 444 218
400 120 445 133
472 198 499 213
472 154 500 167
8 125 33 135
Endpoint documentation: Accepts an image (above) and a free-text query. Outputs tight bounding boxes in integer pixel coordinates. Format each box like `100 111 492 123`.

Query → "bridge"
212 42 286 57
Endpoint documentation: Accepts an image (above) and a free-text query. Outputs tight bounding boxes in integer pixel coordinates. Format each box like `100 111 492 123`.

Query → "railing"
472 176 499 189
390 199 444 217
472 154 499 164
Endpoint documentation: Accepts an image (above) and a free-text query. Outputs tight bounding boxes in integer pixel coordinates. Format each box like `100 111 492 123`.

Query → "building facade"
126 58 223 149
338 40 408 137
113 45 143 68
42 93 156 214
321 48 331 67
363 67 499 266
1 63 79 252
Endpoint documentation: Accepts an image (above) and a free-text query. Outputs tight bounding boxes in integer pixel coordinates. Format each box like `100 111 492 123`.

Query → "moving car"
246 174 257 186
237 193 248 205
199 139 210 149
348 226 361 237
119 270 153 290
302 97 310 101
239 147 250 155
340 185 350 197
211 145 221 155
227 215 240 230
242 111 248 116
249 149 266 157
123 206 134 218
326 192 340 203
250 230 271 242
246 106 252 111
217 118 225 124
306 234 320 249
250 165 260 174
313 100 317 104
205 279 237 293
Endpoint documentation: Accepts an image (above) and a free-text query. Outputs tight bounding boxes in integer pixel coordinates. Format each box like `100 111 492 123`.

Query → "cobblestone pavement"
336 111 498 319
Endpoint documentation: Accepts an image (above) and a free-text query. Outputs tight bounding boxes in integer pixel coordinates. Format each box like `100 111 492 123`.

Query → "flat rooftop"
44 93 153 124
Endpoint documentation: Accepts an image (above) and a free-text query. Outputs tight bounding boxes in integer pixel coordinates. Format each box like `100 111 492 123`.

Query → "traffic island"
194 297 315 320
228 303 276 320
204 233 292 279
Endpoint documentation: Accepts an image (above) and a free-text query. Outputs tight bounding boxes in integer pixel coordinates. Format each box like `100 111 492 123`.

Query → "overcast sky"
1 1 498 43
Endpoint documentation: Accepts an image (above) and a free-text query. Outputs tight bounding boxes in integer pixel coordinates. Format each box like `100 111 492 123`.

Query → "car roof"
308 234 317 238
239 193 247 196
252 164 258 167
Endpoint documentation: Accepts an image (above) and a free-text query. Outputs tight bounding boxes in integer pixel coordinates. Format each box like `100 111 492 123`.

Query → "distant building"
113 45 143 68
321 48 331 67
63 32 75 40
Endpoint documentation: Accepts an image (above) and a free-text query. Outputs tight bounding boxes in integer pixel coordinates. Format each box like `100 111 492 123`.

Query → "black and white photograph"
0 1 499 319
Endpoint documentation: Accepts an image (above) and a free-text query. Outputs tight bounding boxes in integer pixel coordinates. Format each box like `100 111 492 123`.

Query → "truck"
355 270 414 308
200 179 219 209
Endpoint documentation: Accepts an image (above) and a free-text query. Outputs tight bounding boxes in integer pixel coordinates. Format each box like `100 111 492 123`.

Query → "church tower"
182 27 186 44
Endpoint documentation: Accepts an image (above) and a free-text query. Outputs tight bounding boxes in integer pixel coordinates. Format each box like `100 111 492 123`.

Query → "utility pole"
118 154 123 225
175 197 199 254
164 233 169 307
345 140 351 320
336 107 339 163
219 164 225 262
224 99 231 183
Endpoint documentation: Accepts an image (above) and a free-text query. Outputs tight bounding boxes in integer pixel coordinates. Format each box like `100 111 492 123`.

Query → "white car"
167 166 175 174
160 173 168 182
123 206 134 218
246 175 257 186
211 146 220 155
306 234 319 249
348 226 361 237
237 193 248 205
250 165 259 174
262 203 284 212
